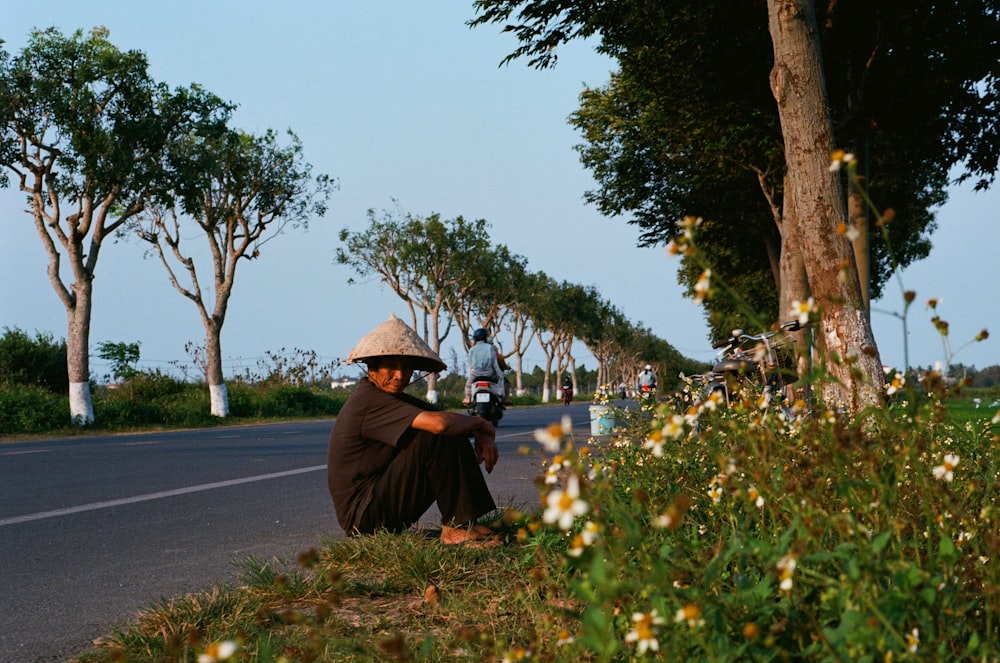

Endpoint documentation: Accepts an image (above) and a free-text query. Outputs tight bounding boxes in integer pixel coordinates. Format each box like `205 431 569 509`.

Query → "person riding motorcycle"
560 373 573 405
638 364 657 396
463 328 507 404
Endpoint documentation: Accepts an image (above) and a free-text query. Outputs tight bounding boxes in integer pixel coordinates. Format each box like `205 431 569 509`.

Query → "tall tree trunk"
767 0 883 411
542 354 553 403
427 310 441 403
66 283 95 424
848 185 871 317
204 320 229 417
778 177 812 402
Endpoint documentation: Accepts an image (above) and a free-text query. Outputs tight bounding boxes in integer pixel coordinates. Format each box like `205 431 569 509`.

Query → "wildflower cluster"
593 384 612 405
519 321 1000 661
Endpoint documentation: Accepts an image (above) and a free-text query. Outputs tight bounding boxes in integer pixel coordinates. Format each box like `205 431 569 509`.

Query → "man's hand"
411 410 499 472
474 431 498 473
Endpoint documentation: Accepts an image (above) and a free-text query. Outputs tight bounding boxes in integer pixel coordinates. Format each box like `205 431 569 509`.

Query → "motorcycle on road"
469 379 504 426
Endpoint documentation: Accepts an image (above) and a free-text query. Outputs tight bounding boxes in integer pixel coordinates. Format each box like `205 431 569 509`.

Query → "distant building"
330 377 359 390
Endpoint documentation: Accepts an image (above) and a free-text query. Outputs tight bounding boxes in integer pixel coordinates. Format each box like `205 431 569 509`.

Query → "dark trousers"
354 431 497 534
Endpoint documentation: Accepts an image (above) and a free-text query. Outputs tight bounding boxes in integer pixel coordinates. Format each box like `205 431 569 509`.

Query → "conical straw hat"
345 314 447 373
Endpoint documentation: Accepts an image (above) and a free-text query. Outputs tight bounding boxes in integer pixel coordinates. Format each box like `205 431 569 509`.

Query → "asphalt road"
0 402 597 663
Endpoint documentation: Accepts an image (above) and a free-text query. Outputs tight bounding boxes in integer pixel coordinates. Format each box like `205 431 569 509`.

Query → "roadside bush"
127 370 189 402
225 382 344 419
156 391 217 428
0 327 68 393
225 381 257 418
0 383 68 434
269 385 341 417
93 397 168 429
92 372 209 429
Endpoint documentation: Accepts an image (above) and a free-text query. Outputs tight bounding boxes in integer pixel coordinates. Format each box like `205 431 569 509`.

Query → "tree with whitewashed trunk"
0 27 230 423
336 210 495 404
135 129 333 417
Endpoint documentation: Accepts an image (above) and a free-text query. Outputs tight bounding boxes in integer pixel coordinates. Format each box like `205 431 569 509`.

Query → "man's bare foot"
440 524 500 547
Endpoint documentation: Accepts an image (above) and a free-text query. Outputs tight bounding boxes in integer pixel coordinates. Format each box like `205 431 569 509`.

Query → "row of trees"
0 28 332 422
337 206 704 402
470 0 1000 410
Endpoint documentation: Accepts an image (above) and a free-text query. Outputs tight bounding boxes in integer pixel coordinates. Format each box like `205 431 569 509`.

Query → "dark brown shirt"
326 378 436 531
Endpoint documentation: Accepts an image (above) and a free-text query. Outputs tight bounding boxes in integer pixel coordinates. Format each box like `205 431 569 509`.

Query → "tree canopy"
135 127 333 416
336 209 700 401
0 27 231 422
472 0 1000 407
472 0 1000 329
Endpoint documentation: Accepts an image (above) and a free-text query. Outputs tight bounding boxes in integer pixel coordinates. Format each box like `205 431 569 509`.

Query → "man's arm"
411 410 498 472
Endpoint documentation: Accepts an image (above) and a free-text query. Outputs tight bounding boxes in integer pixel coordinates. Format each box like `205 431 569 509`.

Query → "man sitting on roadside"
327 315 500 546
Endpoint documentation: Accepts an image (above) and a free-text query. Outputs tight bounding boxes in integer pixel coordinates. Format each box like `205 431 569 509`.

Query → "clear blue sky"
2 1 997 381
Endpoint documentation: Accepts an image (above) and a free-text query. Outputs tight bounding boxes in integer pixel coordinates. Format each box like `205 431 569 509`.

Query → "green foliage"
520 386 1000 660
96 340 141 383
0 326 68 393
94 372 215 429
0 383 68 434
0 371 350 436
266 386 345 418
473 0 1000 335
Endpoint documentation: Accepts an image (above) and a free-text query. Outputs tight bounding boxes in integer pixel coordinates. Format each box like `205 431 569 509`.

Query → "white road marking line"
0 464 327 527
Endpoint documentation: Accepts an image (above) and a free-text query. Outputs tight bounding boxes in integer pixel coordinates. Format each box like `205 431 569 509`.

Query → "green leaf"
938 534 957 564
871 530 892 553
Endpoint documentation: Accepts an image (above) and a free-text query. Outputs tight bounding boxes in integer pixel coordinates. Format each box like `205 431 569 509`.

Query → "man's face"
367 357 415 394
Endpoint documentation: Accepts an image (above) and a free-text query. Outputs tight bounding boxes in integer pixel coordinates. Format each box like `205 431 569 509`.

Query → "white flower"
643 434 665 458
674 603 704 628
581 520 600 545
198 641 238 663
906 628 919 654
625 609 665 655
932 453 960 482
886 372 906 396
567 520 600 557
543 475 588 530
829 149 856 171
777 554 797 591
662 414 686 440
654 512 676 528
693 269 711 305
790 297 816 325
534 415 573 454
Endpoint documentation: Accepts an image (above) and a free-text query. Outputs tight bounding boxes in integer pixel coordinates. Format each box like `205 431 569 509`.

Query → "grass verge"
73 388 1000 662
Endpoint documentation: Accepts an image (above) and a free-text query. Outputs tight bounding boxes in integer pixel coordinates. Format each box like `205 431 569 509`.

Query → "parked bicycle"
702 320 804 412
